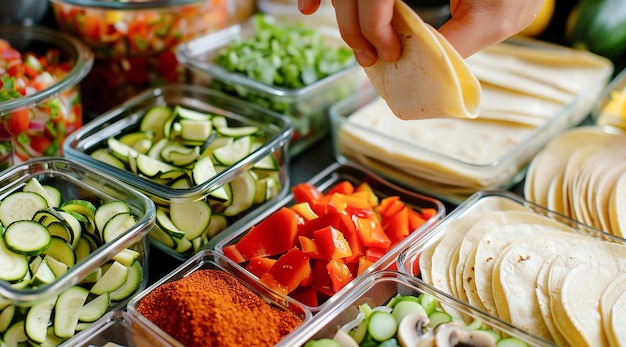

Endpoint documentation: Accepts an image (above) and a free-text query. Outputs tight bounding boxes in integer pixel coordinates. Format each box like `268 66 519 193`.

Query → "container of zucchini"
176 14 369 157
63 84 293 261
0 157 155 347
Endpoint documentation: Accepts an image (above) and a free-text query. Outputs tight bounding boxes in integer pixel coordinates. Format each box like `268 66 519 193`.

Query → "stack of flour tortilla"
336 0 613 202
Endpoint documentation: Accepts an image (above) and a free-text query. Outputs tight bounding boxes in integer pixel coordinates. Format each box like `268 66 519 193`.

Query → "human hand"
298 0 544 66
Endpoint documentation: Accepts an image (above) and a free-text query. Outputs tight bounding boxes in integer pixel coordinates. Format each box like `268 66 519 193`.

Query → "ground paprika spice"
135 269 303 346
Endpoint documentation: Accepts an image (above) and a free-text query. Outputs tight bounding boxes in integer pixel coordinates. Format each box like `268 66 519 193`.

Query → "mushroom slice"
434 323 497 347
398 313 431 347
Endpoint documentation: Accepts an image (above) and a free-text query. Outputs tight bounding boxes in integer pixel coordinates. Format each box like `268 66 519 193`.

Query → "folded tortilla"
364 0 481 120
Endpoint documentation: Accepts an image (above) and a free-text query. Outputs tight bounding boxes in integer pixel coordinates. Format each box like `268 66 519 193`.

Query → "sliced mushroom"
434 323 497 347
397 313 431 347
332 329 359 347
417 336 437 347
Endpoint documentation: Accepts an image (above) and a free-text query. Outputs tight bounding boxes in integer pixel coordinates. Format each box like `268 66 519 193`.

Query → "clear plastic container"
60 310 174 347
50 0 229 114
127 249 312 347
0 25 93 170
280 270 553 346
176 16 370 157
214 162 445 312
0 157 155 345
64 84 293 260
329 39 614 204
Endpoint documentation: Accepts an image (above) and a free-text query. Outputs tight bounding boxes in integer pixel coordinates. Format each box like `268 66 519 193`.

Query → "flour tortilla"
599 273 626 347
606 288 626 346
364 0 481 120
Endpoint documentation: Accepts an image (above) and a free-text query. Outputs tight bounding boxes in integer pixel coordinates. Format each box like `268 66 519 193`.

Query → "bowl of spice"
0 24 93 170
127 249 312 347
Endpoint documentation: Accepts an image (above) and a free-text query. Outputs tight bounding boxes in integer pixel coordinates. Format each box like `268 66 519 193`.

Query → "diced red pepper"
354 182 379 207
353 215 391 249
292 183 324 204
290 286 318 307
326 258 353 293
365 247 388 263
376 196 405 217
234 207 299 260
325 181 355 196
260 248 311 295
298 209 342 239
419 208 438 220
313 226 352 260
222 244 246 264
408 207 427 231
310 259 334 297
357 256 375 276
299 235 323 259
245 256 276 278
382 205 410 245
291 202 319 222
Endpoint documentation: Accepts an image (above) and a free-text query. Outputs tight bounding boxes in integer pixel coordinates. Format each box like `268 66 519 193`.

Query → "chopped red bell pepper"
382 205 410 245
357 256 375 276
245 256 276 278
354 182 379 207
313 226 353 260
408 207 427 231
310 259 334 297
290 202 319 222
234 207 299 260
326 258 353 293
326 181 355 196
222 244 246 264
376 196 405 217
260 248 311 295
353 215 391 249
299 235 323 259
292 183 324 204
290 286 318 307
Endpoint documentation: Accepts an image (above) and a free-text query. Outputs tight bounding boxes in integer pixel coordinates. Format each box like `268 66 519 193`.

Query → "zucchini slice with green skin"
112 248 140 267
155 208 186 239
212 135 253 166
170 200 212 240
25 296 57 344
4 320 28 347
90 261 129 295
91 148 126 170
78 292 110 323
109 260 143 302
140 106 171 141
42 236 76 267
53 286 89 339
224 171 256 217
94 200 131 236
43 185 62 208
101 212 136 244
4 220 51 256
0 305 15 333
23 177 55 208
0 191 48 226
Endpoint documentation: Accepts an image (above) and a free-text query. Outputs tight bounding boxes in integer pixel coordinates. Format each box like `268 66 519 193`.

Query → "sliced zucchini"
201 136 233 156
57 210 83 247
25 295 57 344
192 156 218 185
180 119 213 142
162 145 200 167
101 212 136 244
174 105 212 120
224 171 256 217
155 208 186 239
147 137 170 160
91 148 126 170
61 199 97 223
174 236 193 254
149 227 176 248
254 153 279 171
4 220 51 256
0 191 48 226
170 200 211 240
90 261 129 295
94 200 131 235
110 260 143 302
46 221 73 245
42 236 76 267
43 185 62 208
119 131 155 148
44 255 69 278
53 286 89 338
23 177 55 208
78 292 110 323
3 320 28 347
108 138 139 163
212 135 253 166
140 106 171 141
216 125 259 137
136 153 180 178
112 248 140 267
207 213 228 238
0 305 16 333
30 259 56 286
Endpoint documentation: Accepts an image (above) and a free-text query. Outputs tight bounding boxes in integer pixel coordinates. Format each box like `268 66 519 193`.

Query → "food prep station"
2 0 626 346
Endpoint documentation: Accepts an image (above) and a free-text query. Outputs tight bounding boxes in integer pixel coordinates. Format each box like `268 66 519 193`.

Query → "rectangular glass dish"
176 15 370 157
126 249 312 347
279 270 553 347
395 189 625 346
0 158 155 346
63 84 293 260
60 310 174 347
330 38 614 204
214 162 445 312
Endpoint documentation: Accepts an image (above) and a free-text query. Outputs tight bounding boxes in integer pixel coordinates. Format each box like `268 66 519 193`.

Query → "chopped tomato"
6 108 30 134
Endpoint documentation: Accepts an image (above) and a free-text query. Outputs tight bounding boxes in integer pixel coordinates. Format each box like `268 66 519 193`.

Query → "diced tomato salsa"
223 180 439 308
0 39 82 167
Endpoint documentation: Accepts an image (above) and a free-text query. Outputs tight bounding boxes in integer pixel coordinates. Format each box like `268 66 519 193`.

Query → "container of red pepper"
215 162 446 312
0 24 93 171
50 0 229 115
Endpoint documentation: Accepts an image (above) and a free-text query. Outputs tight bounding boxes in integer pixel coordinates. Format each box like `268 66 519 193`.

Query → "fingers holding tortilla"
364 0 481 120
